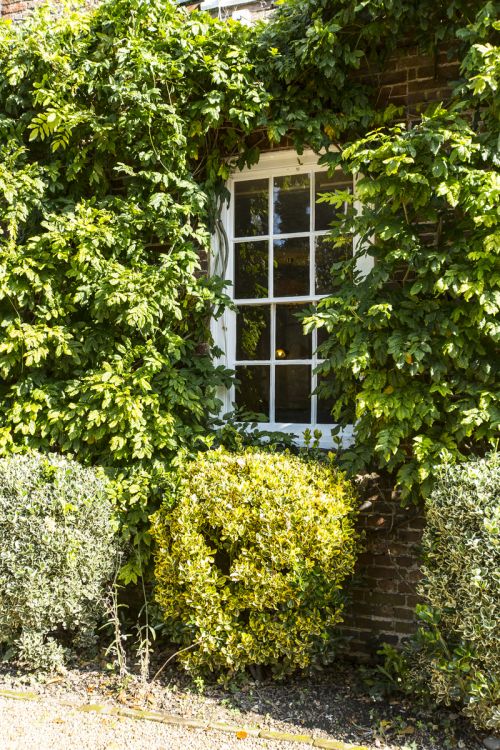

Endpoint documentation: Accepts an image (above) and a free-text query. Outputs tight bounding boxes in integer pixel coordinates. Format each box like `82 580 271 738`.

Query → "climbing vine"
0 0 497 569
302 3 499 500
0 0 269 578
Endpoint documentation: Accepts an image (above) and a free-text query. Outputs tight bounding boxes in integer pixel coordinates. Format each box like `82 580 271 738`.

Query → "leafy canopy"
303 4 499 500
257 0 482 149
0 0 498 564
0 0 268 578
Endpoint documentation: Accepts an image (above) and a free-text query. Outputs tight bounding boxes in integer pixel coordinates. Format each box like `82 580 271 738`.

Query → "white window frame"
199 0 258 10
211 149 372 449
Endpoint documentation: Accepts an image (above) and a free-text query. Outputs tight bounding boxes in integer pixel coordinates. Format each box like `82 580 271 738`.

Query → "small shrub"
151 447 360 679
411 454 500 730
0 452 117 671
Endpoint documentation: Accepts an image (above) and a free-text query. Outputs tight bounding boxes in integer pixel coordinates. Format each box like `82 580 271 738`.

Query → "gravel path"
0 696 305 750
0 662 483 750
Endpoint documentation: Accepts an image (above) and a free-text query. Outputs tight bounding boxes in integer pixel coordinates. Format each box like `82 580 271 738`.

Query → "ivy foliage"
0 0 268 575
303 4 499 500
258 0 482 149
0 0 497 556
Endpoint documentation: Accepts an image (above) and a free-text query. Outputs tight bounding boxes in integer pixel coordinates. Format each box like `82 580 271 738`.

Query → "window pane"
236 306 271 361
316 374 336 424
234 241 268 299
315 235 351 295
273 174 310 235
274 237 310 297
275 365 311 422
275 305 311 360
315 171 352 231
234 179 269 238
235 365 270 421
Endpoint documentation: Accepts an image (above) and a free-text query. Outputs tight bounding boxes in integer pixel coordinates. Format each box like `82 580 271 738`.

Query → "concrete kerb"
0 688 369 750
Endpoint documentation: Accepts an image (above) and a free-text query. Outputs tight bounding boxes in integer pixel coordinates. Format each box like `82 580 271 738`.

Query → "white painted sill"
200 0 253 10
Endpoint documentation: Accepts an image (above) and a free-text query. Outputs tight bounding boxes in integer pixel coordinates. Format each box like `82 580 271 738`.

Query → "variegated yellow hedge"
151 448 360 678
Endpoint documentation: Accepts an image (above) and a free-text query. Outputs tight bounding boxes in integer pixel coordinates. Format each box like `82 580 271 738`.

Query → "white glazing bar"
270 302 276 423
309 170 315 298
235 359 314 366
268 175 273 299
228 179 236 410
234 234 270 243
311 366 317 426
236 231 312 243
233 295 326 306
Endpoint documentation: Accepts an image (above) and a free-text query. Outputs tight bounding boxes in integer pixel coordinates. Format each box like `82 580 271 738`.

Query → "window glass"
234 179 268 238
234 241 268 299
316 373 336 424
230 165 355 432
273 174 310 234
236 306 271 361
275 365 311 422
274 237 309 297
235 365 270 420
275 305 311 360
315 171 352 231
315 235 351 295
317 324 329 350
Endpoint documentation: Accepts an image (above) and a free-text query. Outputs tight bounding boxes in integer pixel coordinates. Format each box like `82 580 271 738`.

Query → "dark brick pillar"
338 476 425 660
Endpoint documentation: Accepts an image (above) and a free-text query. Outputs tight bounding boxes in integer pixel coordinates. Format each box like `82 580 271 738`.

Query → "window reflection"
273 174 310 234
236 306 271 361
274 238 309 297
315 171 352 231
234 179 269 238
316 373 336 424
275 365 311 422
275 305 311 359
235 365 270 420
315 235 352 295
234 241 268 299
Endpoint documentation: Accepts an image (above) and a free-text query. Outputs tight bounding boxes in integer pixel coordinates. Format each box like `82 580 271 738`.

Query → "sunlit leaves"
151 448 359 678
304 102 499 501
0 0 269 570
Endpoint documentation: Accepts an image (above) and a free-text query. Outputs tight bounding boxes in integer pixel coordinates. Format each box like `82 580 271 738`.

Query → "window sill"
239 423 354 450
200 0 253 10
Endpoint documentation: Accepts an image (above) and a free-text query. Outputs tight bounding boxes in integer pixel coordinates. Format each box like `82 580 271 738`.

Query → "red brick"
396 54 432 69
3 1 27 11
393 606 416 620
405 594 423 608
392 622 418 635
415 65 437 79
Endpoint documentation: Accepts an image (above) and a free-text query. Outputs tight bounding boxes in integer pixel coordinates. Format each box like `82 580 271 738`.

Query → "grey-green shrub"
152 447 360 679
0 452 117 671
415 454 500 730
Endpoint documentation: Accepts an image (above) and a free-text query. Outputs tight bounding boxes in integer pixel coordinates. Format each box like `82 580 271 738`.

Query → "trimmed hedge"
151 447 360 679
0 452 117 671
415 454 500 730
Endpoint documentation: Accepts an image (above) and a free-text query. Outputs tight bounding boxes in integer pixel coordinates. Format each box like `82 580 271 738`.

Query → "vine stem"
150 640 202 683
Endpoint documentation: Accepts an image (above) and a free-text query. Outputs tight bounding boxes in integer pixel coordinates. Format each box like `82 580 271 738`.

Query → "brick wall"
355 45 460 115
1 0 46 21
338 477 426 661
